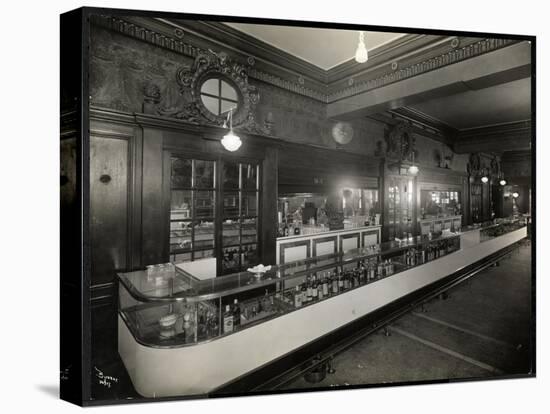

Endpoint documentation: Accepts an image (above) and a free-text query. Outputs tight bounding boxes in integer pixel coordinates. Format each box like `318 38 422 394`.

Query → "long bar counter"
117 222 527 397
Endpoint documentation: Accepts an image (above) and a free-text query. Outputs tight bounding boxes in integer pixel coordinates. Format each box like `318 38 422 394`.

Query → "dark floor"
281 241 533 390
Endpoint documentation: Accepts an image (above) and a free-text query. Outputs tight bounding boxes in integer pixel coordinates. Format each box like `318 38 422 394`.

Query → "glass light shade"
221 131 242 152
481 176 489 183
500 179 507 186
512 192 520 198
355 42 369 63
408 165 419 175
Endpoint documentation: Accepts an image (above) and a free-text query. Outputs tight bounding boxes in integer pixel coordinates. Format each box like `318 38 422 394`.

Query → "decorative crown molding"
91 15 522 106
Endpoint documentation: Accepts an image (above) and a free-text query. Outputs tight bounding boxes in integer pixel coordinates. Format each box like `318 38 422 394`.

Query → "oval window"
200 78 239 116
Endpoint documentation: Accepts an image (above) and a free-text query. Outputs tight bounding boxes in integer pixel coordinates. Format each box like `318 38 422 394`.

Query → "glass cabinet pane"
241 163 257 190
223 193 240 217
170 221 193 253
222 220 240 247
223 162 240 189
195 190 214 218
194 160 215 188
241 218 257 244
171 158 192 188
242 192 258 216
194 220 215 249
171 190 192 220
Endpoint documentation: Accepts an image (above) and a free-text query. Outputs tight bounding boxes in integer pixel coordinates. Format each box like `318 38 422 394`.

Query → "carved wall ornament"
383 121 416 161
391 61 399 71
467 153 482 176
141 47 271 134
174 28 185 39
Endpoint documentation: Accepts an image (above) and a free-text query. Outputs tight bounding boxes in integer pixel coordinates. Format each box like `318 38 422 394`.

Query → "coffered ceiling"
225 23 407 70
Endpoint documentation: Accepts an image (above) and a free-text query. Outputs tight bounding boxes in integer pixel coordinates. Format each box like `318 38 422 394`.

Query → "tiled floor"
282 241 533 390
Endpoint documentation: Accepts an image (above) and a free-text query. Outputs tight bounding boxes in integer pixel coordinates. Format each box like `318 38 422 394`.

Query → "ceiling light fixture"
481 176 489 183
500 179 507 186
512 192 520 199
221 108 242 152
355 31 369 63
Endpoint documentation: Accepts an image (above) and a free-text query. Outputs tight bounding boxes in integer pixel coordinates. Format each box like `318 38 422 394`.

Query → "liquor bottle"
306 276 313 302
377 260 384 278
389 259 394 275
360 263 366 285
311 275 319 301
263 290 272 312
421 248 426 264
301 281 308 304
322 273 329 296
369 261 376 280
343 271 350 290
318 281 324 300
283 222 289 237
338 271 344 292
332 270 339 295
223 305 234 334
294 286 302 308
233 299 241 328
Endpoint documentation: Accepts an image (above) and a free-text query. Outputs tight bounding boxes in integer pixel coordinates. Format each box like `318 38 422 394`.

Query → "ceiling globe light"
500 179 507 186
221 108 241 152
408 165 419 175
512 192 520 199
221 130 242 152
355 31 369 63
481 176 489 183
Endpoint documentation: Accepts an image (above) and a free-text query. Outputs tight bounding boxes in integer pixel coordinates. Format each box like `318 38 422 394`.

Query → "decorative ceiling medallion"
247 56 256 66
391 61 398 71
451 38 460 49
298 76 305 85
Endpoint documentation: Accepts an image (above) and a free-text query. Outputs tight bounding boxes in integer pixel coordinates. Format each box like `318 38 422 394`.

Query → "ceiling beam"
453 121 531 154
327 41 531 119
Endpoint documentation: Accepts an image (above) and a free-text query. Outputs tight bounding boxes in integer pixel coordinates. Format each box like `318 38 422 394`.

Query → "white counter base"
119 226 526 398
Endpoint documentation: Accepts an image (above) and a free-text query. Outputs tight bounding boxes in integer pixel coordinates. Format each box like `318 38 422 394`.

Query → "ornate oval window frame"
196 74 243 124
176 49 257 127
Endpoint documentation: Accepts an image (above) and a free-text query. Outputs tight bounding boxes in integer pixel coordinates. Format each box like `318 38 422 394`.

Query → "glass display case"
118 233 460 348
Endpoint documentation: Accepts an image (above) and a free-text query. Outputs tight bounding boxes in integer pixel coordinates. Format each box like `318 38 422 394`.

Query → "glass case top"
118 233 461 303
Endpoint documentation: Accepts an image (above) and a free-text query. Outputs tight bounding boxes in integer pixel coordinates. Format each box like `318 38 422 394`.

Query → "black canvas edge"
60 7 91 407
59 5 537 407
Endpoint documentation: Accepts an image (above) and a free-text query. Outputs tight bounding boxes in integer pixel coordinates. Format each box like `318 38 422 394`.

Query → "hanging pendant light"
355 31 369 63
221 108 242 152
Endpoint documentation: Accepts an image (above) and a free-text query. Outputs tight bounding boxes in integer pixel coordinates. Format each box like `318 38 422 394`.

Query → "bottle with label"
322 274 329 296
223 305 234 334
306 276 312 302
233 299 241 328
369 261 376 281
377 260 384 278
294 286 302 308
311 275 318 301
283 222 289 237
338 271 344 292
301 281 308 304
318 280 324 300
332 270 339 295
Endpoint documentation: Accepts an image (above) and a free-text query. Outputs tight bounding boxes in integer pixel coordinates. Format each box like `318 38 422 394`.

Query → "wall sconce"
499 179 507 186
221 107 242 152
512 192 520 199
481 176 489 183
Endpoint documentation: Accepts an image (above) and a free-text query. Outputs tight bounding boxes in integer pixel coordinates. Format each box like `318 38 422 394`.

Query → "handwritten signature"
94 366 119 389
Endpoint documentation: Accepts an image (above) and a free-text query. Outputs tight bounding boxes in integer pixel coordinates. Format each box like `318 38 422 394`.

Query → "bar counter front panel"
118 223 526 397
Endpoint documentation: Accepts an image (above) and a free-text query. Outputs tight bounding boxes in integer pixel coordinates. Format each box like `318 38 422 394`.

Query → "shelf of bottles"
118 234 460 348
221 161 260 275
479 220 525 242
